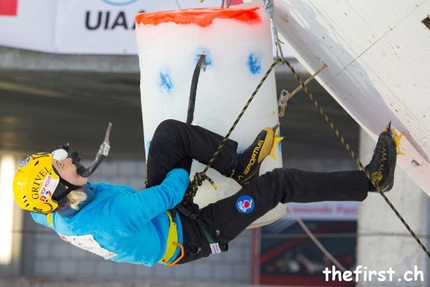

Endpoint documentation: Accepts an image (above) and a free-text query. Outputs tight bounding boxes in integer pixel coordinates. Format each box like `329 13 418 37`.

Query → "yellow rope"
182 59 280 203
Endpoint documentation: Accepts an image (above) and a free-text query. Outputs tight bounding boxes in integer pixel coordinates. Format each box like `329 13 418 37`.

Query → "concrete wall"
0 278 272 287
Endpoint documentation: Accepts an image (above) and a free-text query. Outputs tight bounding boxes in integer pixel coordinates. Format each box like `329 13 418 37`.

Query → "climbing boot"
231 125 277 186
365 122 397 192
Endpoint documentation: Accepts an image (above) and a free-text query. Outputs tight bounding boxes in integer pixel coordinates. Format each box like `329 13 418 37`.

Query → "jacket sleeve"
31 212 55 230
112 168 190 225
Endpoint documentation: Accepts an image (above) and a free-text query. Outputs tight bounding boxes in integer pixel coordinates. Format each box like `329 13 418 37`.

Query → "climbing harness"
159 210 185 266
173 204 228 254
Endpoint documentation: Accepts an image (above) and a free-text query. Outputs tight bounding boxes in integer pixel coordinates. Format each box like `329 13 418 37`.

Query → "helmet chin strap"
50 168 80 211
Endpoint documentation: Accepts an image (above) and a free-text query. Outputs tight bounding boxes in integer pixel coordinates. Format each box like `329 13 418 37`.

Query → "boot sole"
368 128 397 191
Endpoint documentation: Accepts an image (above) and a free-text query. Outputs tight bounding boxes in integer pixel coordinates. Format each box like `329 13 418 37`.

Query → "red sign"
0 0 18 16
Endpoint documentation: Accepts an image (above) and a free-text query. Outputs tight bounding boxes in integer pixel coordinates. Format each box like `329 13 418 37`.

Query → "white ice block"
136 3 285 227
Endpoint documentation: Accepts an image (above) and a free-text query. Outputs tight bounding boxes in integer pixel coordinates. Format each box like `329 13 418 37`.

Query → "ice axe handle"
77 122 112 178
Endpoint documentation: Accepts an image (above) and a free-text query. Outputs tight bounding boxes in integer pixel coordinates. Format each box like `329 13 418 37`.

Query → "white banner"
285 202 359 221
0 0 244 54
0 0 57 52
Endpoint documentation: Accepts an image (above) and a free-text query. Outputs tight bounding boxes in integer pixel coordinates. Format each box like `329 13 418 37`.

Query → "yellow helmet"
13 152 65 214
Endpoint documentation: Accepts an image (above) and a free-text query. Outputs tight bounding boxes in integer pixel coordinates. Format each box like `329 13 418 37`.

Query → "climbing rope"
280 57 430 258
182 48 430 259
184 172 217 202
278 64 327 117
182 59 280 203
286 204 348 272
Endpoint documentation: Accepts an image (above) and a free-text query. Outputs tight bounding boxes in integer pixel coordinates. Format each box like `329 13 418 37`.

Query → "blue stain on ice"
247 53 262 74
159 70 173 93
195 48 212 68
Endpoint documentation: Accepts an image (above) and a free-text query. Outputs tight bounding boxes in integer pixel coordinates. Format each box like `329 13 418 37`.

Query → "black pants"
146 119 369 264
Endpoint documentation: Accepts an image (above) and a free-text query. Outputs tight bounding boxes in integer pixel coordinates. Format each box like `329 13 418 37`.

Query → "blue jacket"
32 168 190 266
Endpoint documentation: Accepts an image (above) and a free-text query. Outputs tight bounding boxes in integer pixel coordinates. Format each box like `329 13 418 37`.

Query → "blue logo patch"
20 156 30 167
236 195 255 214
